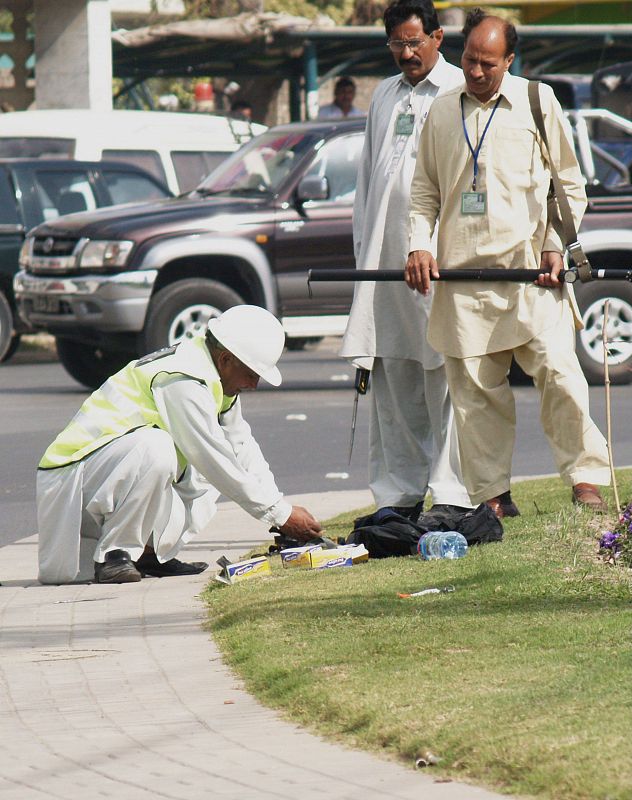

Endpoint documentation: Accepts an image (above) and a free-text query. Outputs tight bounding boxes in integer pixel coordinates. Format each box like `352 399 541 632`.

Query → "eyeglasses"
387 34 434 53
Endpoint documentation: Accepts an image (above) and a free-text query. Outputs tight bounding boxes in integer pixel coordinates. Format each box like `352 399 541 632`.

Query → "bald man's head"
462 9 517 57
461 10 516 102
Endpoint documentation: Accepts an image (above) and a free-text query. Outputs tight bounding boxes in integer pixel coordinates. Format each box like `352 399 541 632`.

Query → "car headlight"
19 237 33 267
78 240 134 269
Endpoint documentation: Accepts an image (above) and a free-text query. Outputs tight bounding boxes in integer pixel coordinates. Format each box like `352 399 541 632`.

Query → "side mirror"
296 175 329 202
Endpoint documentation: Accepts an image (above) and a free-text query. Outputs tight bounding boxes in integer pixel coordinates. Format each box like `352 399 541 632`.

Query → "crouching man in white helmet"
37 305 322 585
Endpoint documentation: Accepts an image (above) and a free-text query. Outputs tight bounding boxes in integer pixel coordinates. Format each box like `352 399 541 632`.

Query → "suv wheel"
575 281 632 385
142 279 245 352
0 291 20 363
55 338 135 390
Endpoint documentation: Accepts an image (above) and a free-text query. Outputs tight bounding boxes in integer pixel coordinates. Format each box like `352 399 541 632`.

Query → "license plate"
33 295 61 313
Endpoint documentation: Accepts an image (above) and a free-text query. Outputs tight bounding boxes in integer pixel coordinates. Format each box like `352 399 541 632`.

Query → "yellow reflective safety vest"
39 335 234 470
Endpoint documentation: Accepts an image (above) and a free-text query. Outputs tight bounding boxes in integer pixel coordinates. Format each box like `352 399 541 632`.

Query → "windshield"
195 130 317 196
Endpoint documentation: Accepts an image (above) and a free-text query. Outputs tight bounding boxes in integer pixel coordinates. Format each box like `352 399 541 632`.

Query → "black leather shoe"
95 549 142 584
134 550 209 578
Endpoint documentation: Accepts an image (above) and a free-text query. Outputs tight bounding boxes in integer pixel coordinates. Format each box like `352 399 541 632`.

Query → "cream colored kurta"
409 73 587 358
340 55 463 369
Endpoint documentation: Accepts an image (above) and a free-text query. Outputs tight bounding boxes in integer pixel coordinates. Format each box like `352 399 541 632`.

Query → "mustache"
400 57 422 66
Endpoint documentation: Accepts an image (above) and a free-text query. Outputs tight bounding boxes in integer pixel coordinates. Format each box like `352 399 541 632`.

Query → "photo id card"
461 191 486 214
395 113 415 136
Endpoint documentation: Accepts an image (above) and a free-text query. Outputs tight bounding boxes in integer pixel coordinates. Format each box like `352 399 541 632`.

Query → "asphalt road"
2 338 631 548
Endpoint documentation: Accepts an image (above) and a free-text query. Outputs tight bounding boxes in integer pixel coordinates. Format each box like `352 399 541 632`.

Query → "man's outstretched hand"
279 506 323 542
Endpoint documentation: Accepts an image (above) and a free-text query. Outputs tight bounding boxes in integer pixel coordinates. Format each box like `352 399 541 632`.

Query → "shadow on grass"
207 564 629 633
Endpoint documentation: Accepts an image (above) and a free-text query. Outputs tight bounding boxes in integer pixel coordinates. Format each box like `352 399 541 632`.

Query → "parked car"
0 109 266 194
14 117 632 388
0 158 172 361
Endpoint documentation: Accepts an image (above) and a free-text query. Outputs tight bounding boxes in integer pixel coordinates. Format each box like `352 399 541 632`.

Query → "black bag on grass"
347 504 503 559
416 504 503 546
346 511 422 558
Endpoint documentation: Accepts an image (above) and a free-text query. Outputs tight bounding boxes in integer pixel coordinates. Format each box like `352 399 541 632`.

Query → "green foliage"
265 0 356 25
0 9 12 33
203 471 632 800
183 0 365 25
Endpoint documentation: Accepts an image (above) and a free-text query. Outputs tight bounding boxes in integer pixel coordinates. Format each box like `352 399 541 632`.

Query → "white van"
0 109 266 194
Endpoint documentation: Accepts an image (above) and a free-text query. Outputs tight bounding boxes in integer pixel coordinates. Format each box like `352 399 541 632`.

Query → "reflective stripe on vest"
39 335 231 470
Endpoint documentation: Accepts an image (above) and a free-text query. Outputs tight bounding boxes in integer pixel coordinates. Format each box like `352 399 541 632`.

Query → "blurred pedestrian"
318 76 365 119
230 100 253 121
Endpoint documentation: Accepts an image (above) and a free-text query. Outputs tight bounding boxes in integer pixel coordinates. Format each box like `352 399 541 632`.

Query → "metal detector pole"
307 267 632 296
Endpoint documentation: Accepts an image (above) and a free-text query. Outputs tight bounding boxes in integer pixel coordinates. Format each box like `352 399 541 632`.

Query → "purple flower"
600 531 622 550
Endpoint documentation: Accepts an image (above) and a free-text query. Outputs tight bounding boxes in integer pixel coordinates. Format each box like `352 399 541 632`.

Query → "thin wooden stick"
602 300 620 511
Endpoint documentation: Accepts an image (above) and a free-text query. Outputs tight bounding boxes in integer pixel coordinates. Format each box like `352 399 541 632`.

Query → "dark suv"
0 159 171 361
14 118 632 388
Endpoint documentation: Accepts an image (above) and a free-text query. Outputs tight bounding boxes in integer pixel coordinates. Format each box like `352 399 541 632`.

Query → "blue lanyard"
460 95 501 191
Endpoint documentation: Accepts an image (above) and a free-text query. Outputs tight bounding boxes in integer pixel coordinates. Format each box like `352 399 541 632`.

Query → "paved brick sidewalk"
0 491 514 800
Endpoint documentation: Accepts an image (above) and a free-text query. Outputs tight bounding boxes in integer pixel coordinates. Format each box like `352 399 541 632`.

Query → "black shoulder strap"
528 80 592 282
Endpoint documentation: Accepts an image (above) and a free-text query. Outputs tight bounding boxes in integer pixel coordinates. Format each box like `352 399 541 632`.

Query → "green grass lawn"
203 471 632 800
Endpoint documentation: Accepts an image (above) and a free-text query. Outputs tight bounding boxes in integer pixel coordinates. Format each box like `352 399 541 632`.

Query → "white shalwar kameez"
340 56 471 510
37 374 291 584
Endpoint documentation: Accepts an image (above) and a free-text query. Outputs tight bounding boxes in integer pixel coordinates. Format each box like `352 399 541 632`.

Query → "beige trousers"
444 304 610 504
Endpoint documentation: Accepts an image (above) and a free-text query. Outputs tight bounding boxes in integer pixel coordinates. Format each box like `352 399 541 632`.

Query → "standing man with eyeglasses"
340 0 471 520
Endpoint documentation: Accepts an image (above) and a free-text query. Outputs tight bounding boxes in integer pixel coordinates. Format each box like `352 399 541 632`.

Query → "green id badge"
461 191 486 214
395 113 415 136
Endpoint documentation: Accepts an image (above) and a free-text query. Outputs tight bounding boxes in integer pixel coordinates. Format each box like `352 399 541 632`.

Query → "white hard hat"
207 305 284 386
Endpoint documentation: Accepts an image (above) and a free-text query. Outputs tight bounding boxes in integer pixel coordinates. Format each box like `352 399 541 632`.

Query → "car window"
102 169 170 204
198 131 315 196
32 169 97 221
101 149 167 187
302 133 364 203
0 137 74 158
171 151 227 193
0 170 19 224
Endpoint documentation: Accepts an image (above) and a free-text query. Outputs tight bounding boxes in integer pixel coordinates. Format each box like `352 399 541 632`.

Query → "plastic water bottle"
418 531 468 560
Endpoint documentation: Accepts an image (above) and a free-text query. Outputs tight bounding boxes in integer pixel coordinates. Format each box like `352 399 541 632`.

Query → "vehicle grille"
28 236 82 274
32 237 79 257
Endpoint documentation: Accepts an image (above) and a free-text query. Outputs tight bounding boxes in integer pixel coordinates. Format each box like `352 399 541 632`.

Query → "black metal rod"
307 267 632 284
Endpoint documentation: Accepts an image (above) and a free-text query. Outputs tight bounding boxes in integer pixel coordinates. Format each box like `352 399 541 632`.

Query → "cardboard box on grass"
280 545 322 569
309 544 369 570
214 554 271 585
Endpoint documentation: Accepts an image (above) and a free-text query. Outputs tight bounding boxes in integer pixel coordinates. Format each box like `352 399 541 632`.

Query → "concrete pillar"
34 0 112 110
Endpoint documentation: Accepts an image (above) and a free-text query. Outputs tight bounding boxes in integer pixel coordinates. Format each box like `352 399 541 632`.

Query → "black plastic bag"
347 504 503 559
415 504 504 546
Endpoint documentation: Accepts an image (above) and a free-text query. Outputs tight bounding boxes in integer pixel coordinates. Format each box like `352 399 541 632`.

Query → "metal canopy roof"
112 13 632 81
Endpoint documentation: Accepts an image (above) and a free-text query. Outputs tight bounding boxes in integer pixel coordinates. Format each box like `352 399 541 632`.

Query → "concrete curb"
0 490 515 800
